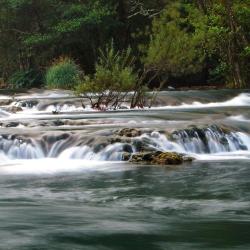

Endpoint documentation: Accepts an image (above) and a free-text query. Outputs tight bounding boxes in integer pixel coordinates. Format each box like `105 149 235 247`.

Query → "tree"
144 2 208 83
208 1 250 87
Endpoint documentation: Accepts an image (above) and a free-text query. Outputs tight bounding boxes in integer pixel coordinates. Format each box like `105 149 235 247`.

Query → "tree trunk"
222 0 246 88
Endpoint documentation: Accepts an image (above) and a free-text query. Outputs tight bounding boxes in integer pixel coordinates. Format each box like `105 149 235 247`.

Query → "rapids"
1 89 250 249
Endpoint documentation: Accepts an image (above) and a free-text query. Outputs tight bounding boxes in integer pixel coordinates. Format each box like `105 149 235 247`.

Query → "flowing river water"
0 89 250 249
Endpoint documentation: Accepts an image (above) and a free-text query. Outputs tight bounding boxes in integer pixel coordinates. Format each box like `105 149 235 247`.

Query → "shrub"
9 69 44 89
75 42 138 109
45 57 82 89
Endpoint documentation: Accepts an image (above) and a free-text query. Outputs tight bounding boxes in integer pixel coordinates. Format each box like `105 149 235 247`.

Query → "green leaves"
54 2 113 33
76 42 137 95
145 2 207 76
9 69 44 89
46 57 83 90
0 0 249 88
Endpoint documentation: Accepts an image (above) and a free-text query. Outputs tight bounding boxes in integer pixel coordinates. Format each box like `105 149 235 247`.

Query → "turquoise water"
1 161 250 250
1 90 250 249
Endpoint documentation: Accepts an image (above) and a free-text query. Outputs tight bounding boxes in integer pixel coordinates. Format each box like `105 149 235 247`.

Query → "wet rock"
219 125 233 134
219 137 229 146
122 144 134 153
93 143 108 153
20 100 38 108
5 122 20 128
153 152 184 165
0 100 12 106
7 106 23 113
53 120 64 126
122 152 132 161
109 137 131 144
118 106 129 110
132 137 158 152
182 155 195 162
130 151 188 165
64 120 90 126
116 128 142 137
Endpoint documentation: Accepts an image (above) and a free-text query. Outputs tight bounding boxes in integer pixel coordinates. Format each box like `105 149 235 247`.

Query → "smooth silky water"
0 90 250 250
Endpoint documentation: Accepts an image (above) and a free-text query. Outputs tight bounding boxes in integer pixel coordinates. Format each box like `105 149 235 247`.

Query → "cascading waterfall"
170 126 249 154
0 126 249 161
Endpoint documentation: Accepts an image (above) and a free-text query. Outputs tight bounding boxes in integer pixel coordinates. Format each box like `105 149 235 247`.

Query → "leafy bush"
9 69 44 89
45 57 82 89
75 42 138 109
208 62 228 84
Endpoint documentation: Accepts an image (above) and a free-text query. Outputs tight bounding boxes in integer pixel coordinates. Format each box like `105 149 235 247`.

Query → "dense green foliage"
9 69 43 89
75 43 138 109
145 2 207 77
0 0 249 88
46 57 82 89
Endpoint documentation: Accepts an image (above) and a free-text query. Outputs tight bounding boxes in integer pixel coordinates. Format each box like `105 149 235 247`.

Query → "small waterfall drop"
0 126 249 161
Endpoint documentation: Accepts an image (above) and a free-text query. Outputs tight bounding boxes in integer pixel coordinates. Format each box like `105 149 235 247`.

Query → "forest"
0 0 249 90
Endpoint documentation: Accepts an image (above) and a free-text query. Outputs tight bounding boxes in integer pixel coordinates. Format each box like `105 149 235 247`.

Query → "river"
0 89 250 250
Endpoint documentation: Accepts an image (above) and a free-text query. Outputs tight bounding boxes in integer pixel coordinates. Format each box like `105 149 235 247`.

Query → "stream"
0 89 250 250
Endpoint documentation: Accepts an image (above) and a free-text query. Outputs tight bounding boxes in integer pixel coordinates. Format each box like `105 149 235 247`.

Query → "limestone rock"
130 151 190 165
116 128 142 137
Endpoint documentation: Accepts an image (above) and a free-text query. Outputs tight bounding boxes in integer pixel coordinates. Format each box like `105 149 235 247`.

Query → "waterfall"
139 126 250 155
0 126 249 161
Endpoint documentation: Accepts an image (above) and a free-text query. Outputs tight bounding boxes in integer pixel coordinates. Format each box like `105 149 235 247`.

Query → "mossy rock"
130 151 188 165
122 152 132 161
152 152 183 165
116 128 142 137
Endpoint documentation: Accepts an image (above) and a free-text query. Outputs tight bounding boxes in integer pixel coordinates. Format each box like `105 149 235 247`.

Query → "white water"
153 93 250 110
2 93 250 117
229 115 250 122
0 158 124 175
0 127 249 163
0 90 250 175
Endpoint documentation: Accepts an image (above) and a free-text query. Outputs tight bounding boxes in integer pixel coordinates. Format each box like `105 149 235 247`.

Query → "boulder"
130 151 191 165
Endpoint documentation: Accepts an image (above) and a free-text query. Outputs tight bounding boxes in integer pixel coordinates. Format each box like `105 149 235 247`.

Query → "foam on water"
45 104 84 113
153 93 250 109
194 151 250 161
0 159 123 175
16 90 74 100
0 108 10 117
0 126 250 164
229 115 250 122
3 93 250 117
1 91 250 167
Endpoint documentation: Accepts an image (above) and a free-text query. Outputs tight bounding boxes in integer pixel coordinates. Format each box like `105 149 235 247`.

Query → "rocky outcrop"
129 151 193 165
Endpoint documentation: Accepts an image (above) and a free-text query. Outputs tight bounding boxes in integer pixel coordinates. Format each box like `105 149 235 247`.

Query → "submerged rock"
116 128 142 137
6 122 20 128
7 106 23 113
52 110 60 115
20 100 38 108
129 151 190 165
53 120 64 126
